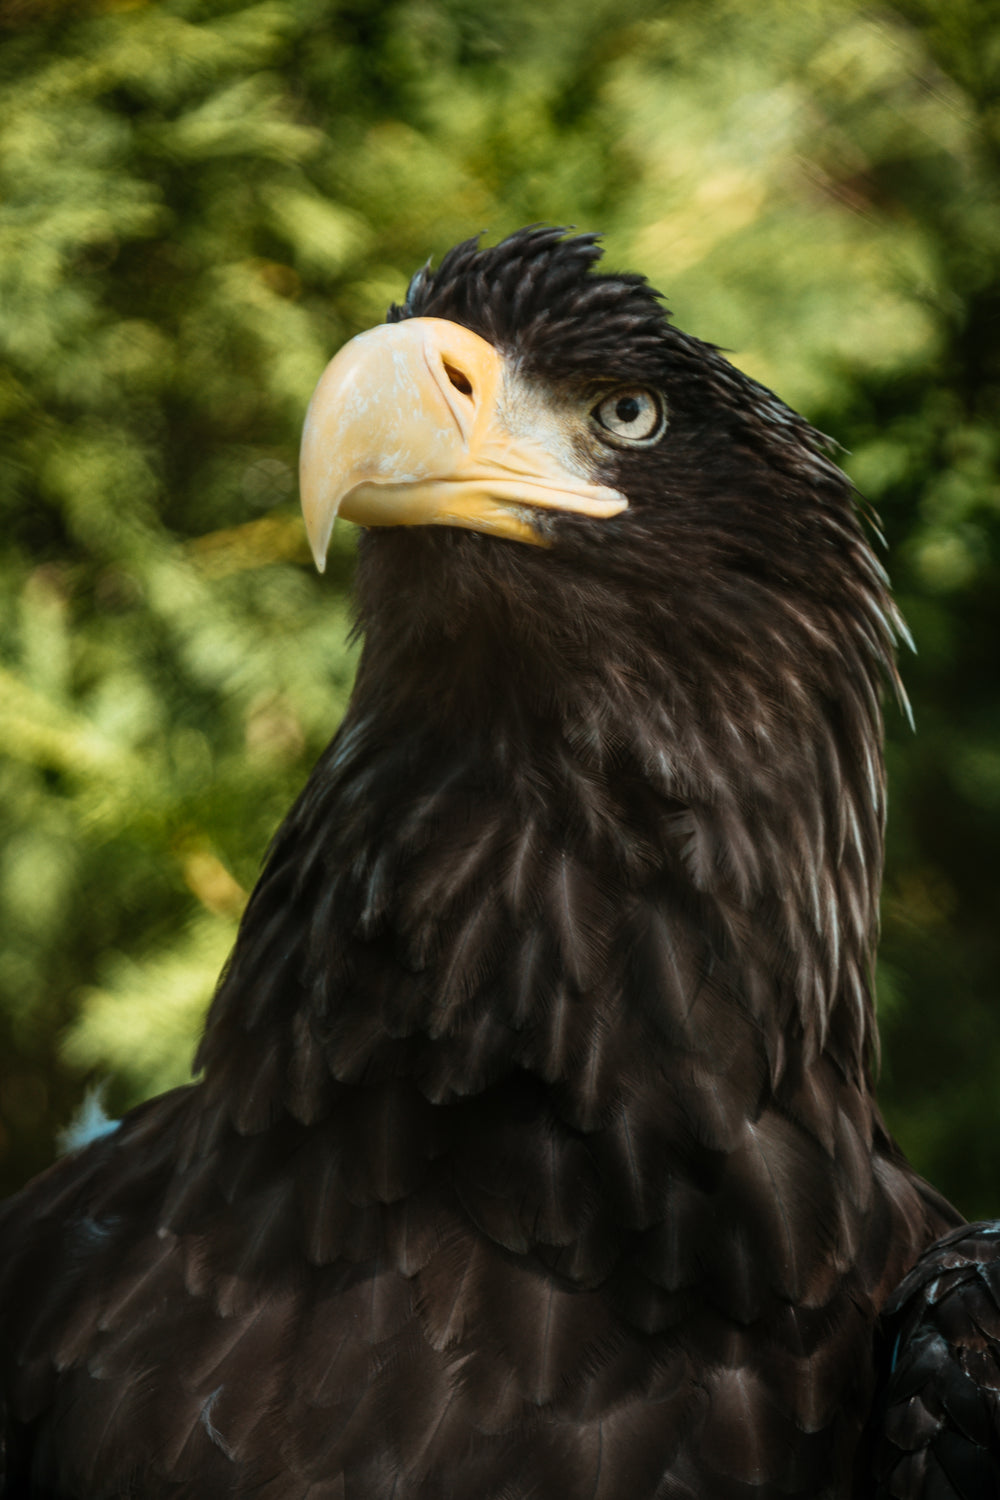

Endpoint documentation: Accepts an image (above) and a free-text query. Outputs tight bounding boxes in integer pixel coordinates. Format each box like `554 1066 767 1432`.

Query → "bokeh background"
1 0 998 1214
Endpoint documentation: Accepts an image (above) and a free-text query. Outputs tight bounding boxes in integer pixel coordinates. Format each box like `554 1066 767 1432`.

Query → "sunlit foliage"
1 0 998 1213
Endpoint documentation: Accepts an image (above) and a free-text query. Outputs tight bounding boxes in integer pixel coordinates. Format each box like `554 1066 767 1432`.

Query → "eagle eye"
592 388 665 446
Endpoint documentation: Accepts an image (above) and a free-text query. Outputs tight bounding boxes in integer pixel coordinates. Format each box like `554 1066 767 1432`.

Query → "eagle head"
300 229 904 727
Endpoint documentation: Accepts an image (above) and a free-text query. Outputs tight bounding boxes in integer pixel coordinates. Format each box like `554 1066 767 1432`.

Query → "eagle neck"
197 589 886 1142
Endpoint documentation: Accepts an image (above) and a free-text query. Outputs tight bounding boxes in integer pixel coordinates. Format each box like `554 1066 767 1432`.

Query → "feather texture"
0 226 986 1498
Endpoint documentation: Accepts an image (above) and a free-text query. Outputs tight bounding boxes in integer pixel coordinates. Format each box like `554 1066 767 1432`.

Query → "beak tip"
305 516 332 573
300 461 334 573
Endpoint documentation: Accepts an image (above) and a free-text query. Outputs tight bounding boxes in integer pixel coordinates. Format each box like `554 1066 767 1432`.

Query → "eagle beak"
299 317 628 570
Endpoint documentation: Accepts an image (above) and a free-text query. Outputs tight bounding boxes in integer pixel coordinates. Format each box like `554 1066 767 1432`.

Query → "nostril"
443 361 473 397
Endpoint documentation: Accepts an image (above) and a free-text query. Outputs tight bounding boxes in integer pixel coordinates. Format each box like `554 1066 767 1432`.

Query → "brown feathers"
0 227 974 1498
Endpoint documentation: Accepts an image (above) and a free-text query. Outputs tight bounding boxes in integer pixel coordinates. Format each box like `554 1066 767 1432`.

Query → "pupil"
616 396 641 424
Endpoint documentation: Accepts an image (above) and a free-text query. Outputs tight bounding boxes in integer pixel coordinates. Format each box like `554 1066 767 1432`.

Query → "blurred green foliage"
0 0 998 1215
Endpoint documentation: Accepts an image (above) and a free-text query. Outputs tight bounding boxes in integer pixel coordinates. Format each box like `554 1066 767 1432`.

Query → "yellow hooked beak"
298 317 628 570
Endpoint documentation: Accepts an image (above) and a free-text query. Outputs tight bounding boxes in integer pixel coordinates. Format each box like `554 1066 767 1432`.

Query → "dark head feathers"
388 225 843 488
388 225 663 371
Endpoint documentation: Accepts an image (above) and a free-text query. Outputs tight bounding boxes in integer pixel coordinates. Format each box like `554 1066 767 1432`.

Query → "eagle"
2 226 999 1499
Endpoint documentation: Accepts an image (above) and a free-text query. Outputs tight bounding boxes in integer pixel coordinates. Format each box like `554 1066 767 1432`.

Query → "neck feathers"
198 550 891 1126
